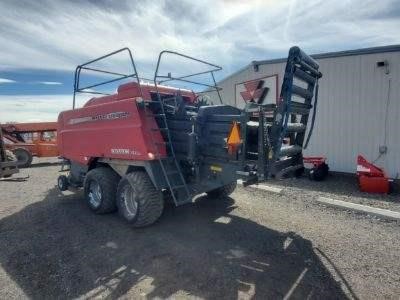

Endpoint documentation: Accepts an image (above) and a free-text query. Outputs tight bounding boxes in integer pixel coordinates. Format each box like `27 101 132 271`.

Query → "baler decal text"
68 111 130 125
111 148 142 156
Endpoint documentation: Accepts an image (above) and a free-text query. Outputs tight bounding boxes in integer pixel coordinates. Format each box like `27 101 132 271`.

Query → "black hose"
304 81 319 149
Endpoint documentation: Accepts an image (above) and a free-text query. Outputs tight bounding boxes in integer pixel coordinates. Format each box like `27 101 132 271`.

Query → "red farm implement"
1 122 59 168
356 155 390 194
57 47 322 227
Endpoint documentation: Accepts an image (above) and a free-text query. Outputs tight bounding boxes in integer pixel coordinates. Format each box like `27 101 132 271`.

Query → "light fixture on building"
377 60 390 74
253 63 259 72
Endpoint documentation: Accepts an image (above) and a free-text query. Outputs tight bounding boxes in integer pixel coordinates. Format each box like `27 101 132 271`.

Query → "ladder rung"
297 60 321 78
146 100 162 105
279 145 302 157
167 170 179 175
146 113 166 117
171 184 186 189
292 85 313 99
294 67 316 85
286 123 306 132
161 157 175 162
288 102 312 115
155 141 170 146
151 127 168 132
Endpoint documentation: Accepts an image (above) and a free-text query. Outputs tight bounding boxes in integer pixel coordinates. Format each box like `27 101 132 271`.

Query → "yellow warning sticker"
210 165 222 172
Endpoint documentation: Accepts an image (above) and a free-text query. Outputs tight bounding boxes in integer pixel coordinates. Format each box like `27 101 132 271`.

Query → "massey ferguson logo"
240 80 269 104
68 111 130 125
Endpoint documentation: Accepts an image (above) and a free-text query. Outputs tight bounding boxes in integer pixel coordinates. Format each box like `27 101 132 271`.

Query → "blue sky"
1 0 400 122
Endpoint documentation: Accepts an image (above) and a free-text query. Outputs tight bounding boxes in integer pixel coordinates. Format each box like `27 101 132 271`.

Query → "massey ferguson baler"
57 47 322 227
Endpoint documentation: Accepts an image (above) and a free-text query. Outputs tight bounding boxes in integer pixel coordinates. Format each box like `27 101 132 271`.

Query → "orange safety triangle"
227 122 241 145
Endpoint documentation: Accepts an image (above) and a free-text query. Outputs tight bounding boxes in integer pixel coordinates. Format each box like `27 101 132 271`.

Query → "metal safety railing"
72 48 142 109
153 50 223 104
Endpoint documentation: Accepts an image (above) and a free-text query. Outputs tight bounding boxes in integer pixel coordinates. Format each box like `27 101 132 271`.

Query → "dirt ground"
0 158 399 299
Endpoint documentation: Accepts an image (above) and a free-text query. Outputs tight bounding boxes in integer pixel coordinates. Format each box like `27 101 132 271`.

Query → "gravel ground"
0 158 399 299
267 173 400 213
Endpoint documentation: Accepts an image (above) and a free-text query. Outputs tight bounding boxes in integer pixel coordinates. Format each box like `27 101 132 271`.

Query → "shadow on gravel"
28 161 62 168
0 187 349 299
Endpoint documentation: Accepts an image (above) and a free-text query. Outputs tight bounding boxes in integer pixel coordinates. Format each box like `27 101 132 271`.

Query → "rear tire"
14 148 33 168
84 167 119 214
116 171 164 227
207 181 237 198
57 175 69 191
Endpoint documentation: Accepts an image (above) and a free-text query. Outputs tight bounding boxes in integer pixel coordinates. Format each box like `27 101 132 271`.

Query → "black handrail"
72 48 142 109
153 50 223 104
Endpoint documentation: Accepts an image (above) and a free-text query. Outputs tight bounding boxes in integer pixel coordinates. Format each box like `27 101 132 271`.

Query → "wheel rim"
88 180 102 208
16 151 28 164
58 177 63 189
120 185 138 218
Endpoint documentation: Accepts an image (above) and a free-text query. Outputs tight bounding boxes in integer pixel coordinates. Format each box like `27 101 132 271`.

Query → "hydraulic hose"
304 80 319 149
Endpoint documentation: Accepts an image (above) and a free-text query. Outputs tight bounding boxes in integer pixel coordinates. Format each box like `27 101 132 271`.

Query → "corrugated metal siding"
210 51 400 178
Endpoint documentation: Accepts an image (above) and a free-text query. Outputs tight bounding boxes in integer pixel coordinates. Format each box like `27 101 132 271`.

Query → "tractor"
57 46 322 227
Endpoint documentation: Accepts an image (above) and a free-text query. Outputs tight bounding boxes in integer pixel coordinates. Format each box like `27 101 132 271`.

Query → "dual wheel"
83 167 164 227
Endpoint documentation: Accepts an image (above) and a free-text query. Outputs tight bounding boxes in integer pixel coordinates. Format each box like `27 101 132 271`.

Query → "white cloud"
0 94 87 123
0 0 399 78
0 78 16 84
37 81 63 85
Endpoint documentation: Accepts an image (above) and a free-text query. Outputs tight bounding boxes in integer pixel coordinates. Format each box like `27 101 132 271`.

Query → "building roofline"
252 44 400 67
217 44 400 85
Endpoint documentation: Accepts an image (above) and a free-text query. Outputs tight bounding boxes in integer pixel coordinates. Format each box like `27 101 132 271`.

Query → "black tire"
294 166 305 178
116 171 163 227
309 163 329 181
13 148 33 168
207 181 237 198
84 167 119 214
57 175 69 191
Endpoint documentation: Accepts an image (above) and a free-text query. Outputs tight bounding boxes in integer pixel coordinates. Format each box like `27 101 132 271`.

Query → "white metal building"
208 45 400 178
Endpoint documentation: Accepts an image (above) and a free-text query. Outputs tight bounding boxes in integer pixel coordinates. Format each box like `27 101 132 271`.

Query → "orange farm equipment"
1 122 59 168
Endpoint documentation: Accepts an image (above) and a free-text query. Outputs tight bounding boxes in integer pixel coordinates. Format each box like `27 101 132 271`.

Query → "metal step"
279 145 303 157
172 184 186 189
166 170 180 175
145 100 162 105
292 85 313 99
288 102 312 115
155 141 171 146
286 123 306 132
294 67 316 85
297 60 321 78
146 113 166 118
151 127 169 132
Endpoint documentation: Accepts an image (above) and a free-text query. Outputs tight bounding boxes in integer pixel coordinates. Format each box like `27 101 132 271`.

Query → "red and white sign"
235 74 278 108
